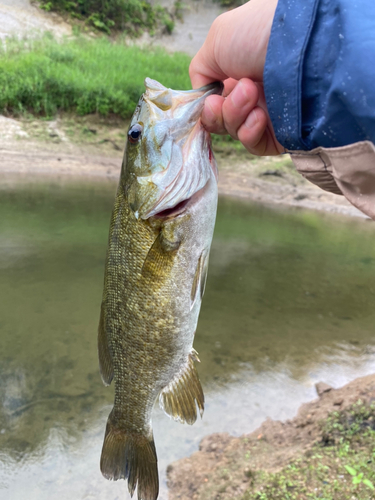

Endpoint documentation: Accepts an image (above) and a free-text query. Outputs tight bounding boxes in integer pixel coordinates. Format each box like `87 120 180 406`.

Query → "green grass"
0 34 191 118
241 400 375 500
38 0 176 35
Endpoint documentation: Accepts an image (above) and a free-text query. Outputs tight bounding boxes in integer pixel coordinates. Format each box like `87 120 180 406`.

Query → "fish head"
122 78 222 220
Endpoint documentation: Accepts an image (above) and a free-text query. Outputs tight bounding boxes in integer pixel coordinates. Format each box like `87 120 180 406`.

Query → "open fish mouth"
152 197 191 219
151 181 209 220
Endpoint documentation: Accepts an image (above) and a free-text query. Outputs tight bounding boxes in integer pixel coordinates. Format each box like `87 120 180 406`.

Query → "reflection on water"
0 177 375 499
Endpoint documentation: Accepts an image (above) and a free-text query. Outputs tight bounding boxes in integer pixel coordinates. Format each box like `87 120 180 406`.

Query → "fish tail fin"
100 411 159 500
159 349 204 425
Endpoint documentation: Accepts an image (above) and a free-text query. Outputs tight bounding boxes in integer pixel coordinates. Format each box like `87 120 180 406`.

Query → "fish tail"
100 411 159 500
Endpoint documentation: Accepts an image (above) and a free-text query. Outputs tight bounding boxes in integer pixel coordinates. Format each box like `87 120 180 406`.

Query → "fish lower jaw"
148 180 211 220
152 197 191 219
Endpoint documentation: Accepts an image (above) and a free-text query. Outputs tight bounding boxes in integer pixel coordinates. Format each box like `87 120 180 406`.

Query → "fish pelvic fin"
98 304 114 386
159 350 204 425
100 412 159 500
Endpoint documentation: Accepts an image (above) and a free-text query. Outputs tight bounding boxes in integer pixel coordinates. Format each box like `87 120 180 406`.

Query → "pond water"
1 176 375 500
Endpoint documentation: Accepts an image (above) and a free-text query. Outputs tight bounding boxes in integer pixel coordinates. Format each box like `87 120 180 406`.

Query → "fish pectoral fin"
100 410 159 500
190 250 209 310
159 349 204 425
141 231 178 281
98 304 114 386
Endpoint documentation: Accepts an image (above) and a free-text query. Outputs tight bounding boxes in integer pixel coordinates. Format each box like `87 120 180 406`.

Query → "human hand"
190 0 285 156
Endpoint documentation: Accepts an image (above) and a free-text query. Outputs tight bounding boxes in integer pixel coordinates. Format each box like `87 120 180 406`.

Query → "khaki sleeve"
289 141 375 220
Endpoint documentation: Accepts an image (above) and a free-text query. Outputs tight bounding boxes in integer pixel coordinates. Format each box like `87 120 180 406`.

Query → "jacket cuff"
264 0 319 150
289 141 375 220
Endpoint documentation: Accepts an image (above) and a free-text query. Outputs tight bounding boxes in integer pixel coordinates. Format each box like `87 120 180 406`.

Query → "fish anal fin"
100 411 159 500
191 250 209 310
98 304 114 386
159 350 204 425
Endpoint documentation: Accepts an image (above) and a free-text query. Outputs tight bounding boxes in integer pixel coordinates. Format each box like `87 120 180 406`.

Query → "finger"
237 107 284 156
222 78 238 97
237 107 268 154
200 95 226 134
189 58 226 89
253 83 285 155
222 79 259 139
189 45 226 89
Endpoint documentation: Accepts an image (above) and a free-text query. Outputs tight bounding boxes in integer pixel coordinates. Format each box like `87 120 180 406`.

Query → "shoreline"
167 374 375 499
0 140 366 219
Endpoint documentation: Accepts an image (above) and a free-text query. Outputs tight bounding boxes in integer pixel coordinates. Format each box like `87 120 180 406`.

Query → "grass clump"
241 400 375 500
0 34 191 119
38 0 176 35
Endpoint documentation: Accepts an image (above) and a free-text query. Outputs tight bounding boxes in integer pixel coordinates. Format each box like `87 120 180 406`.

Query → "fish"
98 77 222 500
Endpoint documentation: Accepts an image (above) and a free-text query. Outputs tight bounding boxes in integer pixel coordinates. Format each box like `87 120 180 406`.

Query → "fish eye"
128 124 143 144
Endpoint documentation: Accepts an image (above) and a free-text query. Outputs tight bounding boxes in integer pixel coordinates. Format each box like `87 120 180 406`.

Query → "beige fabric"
289 141 375 220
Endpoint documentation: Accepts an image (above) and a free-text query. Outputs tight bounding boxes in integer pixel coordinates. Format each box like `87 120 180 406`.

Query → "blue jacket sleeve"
264 0 375 150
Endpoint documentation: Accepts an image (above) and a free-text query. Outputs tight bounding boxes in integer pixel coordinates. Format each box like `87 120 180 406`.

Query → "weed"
344 465 375 490
240 400 375 500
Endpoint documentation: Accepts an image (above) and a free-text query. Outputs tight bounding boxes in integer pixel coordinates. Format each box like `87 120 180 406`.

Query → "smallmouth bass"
98 78 222 500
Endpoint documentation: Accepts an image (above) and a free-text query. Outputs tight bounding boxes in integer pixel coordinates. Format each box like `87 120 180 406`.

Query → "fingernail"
230 81 248 109
244 109 259 129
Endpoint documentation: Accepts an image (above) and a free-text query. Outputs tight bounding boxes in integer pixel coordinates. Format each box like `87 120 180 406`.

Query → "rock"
315 382 333 397
16 130 29 138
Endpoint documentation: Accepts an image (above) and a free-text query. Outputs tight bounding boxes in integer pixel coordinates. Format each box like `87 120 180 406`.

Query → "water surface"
1 177 375 499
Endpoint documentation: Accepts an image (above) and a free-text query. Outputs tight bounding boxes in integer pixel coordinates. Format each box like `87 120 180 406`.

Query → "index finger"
189 49 228 89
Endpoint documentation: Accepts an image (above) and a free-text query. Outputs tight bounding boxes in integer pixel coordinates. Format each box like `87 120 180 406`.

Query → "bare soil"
167 375 375 500
0 0 71 40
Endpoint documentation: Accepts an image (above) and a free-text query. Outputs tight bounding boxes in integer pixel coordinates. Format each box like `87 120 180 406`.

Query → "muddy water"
1 177 375 500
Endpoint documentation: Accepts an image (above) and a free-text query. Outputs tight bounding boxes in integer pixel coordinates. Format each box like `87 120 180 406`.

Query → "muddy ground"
167 375 375 499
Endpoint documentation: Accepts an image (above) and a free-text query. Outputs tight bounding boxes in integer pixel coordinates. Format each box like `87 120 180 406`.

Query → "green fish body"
98 78 221 500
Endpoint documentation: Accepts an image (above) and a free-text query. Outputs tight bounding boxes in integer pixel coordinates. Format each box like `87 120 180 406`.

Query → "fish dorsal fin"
159 350 204 425
98 304 114 386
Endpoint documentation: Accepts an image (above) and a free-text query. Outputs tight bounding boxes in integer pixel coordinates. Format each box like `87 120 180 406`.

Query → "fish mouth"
187 80 224 98
152 198 191 219
151 182 208 220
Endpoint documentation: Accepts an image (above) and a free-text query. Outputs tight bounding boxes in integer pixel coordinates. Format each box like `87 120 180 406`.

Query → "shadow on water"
0 176 375 499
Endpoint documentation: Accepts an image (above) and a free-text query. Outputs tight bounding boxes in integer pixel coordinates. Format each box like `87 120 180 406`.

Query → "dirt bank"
0 0 71 40
167 375 375 499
